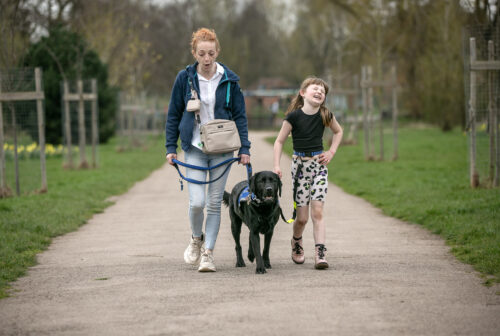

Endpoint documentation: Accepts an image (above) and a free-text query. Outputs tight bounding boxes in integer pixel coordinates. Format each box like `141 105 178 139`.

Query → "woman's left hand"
239 154 250 165
318 151 334 165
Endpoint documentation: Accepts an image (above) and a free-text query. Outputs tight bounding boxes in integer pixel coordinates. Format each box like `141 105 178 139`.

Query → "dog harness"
237 184 290 224
237 185 261 206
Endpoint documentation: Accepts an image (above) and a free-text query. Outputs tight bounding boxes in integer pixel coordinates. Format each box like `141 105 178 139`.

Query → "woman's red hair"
191 28 220 53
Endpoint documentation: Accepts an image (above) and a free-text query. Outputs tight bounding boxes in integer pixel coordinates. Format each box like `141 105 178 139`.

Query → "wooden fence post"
392 65 399 160
0 73 5 194
351 74 360 143
469 38 479 188
487 41 499 187
91 79 98 168
63 81 73 168
378 74 384 161
367 66 375 160
35 68 47 192
77 79 88 168
11 103 20 196
361 66 369 160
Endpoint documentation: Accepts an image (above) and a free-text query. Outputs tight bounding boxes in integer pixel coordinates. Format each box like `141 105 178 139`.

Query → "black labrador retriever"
222 171 282 274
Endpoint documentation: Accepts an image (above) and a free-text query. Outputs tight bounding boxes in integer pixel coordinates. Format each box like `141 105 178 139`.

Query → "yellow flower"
27 143 37 153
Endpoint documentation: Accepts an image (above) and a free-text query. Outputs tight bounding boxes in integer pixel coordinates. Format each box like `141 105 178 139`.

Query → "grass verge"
268 125 500 286
0 135 166 298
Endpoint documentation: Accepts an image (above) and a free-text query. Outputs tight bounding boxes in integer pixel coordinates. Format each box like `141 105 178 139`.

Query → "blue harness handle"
172 157 252 190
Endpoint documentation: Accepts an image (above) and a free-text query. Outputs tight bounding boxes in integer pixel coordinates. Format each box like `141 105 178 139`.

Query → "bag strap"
187 77 202 125
188 69 232 121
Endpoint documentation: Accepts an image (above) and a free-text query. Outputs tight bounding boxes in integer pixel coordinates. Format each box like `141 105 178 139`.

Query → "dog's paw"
247 251 255 263
264 260 272 269
255 266 267 274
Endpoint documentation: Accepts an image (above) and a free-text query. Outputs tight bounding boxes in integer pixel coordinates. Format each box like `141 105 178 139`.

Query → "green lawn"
0 135 166 298
269 125 500 286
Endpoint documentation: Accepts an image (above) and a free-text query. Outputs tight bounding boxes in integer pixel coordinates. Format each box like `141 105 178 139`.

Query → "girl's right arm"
273 120 292 178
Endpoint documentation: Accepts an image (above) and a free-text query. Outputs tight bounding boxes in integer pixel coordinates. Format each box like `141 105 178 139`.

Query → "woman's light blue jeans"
185 146 233 250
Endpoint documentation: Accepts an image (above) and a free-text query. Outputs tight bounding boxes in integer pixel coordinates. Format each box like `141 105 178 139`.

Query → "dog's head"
249 171 282 204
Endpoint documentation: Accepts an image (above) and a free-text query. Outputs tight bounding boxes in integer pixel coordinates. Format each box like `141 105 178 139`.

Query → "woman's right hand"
166 153 177 166
273 166 282 179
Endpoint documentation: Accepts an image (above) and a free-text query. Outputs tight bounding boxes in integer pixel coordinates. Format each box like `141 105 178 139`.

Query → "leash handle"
246 163 253 182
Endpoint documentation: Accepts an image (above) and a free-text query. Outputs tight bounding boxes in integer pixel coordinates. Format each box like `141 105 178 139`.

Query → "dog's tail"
222 191 230 207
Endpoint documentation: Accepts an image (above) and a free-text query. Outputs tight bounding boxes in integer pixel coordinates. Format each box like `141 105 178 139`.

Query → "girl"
273 77 343 269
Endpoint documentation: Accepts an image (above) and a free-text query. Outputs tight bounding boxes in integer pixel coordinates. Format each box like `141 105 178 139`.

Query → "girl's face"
301 84 326 107
192 41 219 72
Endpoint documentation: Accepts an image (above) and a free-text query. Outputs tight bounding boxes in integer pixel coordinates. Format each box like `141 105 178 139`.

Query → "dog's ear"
278 178 282 197
249 174 257 193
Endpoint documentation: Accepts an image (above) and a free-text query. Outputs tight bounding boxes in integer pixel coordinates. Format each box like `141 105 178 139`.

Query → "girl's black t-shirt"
285 109 325 153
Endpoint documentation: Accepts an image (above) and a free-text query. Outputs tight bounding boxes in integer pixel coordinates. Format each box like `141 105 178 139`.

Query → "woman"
165 28 251 272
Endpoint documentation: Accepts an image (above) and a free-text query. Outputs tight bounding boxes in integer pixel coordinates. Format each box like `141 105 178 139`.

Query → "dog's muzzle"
263 187 275 202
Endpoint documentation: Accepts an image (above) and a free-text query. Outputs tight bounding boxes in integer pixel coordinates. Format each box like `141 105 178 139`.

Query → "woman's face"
301 84 326 107
193 41 219 72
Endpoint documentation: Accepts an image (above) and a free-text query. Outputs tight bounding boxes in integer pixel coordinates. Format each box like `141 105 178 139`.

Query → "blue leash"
172 157 252 190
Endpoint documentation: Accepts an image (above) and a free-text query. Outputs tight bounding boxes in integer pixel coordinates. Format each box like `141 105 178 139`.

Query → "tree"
0 0 32 69
70 0 157 95
23 26 117 144
222 0 282 87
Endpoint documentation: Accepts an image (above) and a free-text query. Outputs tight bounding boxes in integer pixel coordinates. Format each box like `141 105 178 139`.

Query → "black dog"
222 171 282 274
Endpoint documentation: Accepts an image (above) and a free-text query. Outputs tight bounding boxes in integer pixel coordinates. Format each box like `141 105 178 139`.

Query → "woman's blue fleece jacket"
165 62 251 156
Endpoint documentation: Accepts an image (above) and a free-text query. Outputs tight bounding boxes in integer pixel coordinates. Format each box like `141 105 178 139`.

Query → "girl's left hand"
318 151 334 165
239 154 250 165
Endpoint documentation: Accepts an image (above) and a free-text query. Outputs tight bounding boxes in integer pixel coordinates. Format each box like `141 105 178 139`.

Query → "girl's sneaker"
291 236 305 264
314 244 329 269
198 251 216 272
184 234 205 265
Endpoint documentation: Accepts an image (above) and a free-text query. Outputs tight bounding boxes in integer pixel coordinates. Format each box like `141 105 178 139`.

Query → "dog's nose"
265 186 273 195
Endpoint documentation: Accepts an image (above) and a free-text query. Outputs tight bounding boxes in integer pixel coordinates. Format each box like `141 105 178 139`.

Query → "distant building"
243 78 297 128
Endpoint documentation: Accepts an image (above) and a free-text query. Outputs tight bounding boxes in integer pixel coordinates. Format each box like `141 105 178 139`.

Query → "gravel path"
0 131 499 336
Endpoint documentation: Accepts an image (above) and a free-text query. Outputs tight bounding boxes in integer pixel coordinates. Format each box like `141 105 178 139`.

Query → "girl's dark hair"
286 77 332 126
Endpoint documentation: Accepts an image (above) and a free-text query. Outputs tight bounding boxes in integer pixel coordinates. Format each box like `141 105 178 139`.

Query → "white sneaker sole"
198 264 216 272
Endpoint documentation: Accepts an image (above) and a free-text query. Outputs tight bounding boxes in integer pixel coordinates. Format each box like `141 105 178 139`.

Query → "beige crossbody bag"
187 79 241 154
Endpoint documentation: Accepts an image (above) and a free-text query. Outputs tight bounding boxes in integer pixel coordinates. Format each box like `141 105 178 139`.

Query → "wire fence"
360 63 399 161
61 79 99 169
117 92 164 151
0 68 47 197
327 74 362 147
463 25 500 187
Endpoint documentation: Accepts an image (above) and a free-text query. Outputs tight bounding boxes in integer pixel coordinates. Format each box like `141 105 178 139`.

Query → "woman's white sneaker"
198 252 216 272
184 235 205 265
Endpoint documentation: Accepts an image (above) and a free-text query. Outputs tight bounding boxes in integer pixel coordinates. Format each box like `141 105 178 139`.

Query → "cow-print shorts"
291 155 328 207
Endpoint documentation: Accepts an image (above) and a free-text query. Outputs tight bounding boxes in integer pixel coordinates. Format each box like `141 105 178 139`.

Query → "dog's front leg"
249 232 266 274
262 230 273 269
247 235 255 263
